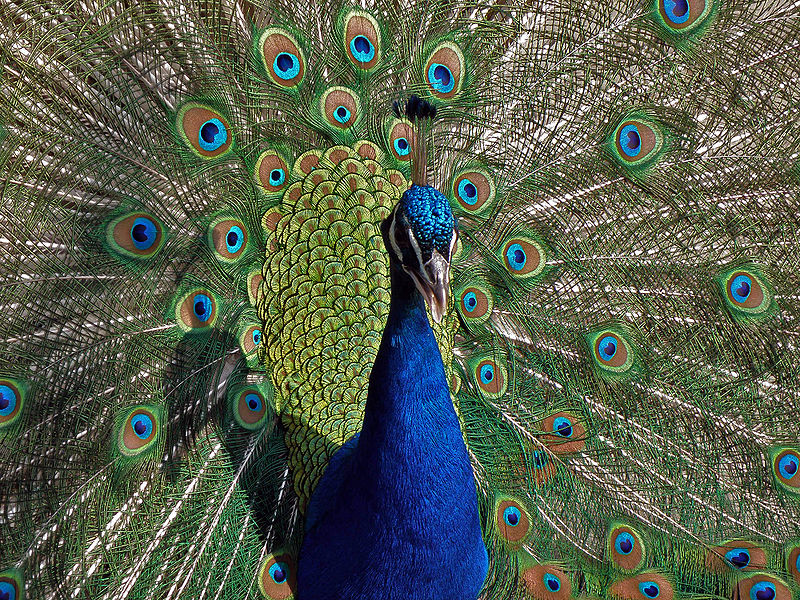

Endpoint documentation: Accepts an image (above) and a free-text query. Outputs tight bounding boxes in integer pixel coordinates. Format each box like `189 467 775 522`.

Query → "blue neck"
354 267 463 477
297 263 488 599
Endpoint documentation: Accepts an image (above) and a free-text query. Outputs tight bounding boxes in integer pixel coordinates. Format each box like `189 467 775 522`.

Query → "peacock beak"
406 249 450 324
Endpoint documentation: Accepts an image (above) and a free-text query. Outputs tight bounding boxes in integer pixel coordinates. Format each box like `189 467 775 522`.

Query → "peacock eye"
119 407 160 456
321 87 359 130
193 294 213 322
656 0 712 32
247 393 263 412
0 383 19 415
198 118 228 152
619 123 642 157
610 118 662 169
0 380 23 428
729 274 753 303
258 28 305 88
343 11 381 69
663 0 689 23
780 454 799 477
531 450 548 469
271 169 286 185
108 212 166 259
463 291 478 312
209 219 248 261
130 216 159 250
639 582 660 598
457 285 492 324
543 573 562 592
479 363 494 384
252 329 262 346
255 151 290 194
427 62 454 94
503 505 521 527
457 178 478 205
350 35 375 62
471 357 507 398
388 119 413 161
724 548 751 569
500 237 545 278
495 498 531 544
505 243 527 270
130 413 153 439
258 552 295 598
775 450 799 484
274 52 300 80
335 106 351 123
720 268 772 319
615 532 635 555
552 417 573 438
424 41 464 99
0 576 20 600
233 388 270 430
749 581 776 600
394 137 409 156
598 335 618 360
269 561 289 584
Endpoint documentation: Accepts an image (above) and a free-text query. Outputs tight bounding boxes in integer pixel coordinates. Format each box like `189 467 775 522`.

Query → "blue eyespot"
463 291 478 312
334 105 351 124
225 225 244 254
457 178 479 206
750 581 776 600
730 274 753 303
130 217 158 250
479 364 495 384
0 581 17 600
0 384 18 416
615 532 635 555
778 453 799 479
543 573 562 592
598 336 618 361
619 124 642 158
427 63 454 94
245 393 263 413
269 168 286 186
505 243 527 271
532 450 549 470
131 413 153 440
724 548 751 569
553 416 573 438
252 329 262 346
639 582 660 598
663 0 689 24
198 118 228 152
193 293 213 322
393 137 410 157
274 52 300 80
269 561 289 584
503 505 521 527
350 35 375 63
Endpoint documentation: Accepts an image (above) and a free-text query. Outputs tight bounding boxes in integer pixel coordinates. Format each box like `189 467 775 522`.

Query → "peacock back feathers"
1 0 800 598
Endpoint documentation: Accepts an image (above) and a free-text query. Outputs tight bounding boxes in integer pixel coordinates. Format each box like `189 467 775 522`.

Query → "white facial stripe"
388 210 404 262
406 228 425 275
447 228 458 259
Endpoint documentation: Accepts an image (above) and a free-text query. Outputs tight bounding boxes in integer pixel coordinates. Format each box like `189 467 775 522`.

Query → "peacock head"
383 183 458 323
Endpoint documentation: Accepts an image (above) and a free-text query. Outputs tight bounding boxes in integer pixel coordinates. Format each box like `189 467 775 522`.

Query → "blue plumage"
297 191 487 599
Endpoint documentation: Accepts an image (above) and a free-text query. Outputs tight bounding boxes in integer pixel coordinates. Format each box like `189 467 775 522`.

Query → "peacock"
1 0 799 598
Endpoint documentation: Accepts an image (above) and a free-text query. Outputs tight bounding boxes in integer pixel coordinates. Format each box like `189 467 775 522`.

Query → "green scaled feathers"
1 0 800 598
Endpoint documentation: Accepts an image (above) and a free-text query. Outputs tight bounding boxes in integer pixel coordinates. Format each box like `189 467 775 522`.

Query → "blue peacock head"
383 183 458 323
